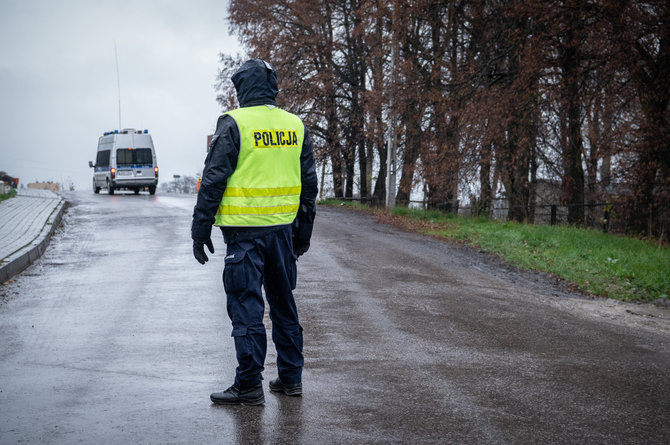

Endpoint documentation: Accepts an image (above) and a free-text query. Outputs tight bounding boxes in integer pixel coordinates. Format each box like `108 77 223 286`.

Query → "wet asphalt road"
1 190 669 444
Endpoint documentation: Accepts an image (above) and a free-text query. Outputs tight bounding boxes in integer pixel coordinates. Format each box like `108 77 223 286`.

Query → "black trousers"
222 225 303 388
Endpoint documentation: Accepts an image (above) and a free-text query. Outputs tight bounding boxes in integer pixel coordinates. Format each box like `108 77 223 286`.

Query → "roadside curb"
0 198 68 284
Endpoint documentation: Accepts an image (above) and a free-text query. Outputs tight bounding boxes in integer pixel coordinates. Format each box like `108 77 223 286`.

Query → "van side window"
96 150 110 167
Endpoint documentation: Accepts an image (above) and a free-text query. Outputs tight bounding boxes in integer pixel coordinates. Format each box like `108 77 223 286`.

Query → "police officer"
191 59 318 405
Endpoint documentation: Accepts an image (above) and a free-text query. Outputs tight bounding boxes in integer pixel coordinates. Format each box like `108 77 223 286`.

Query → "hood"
231 59 278 107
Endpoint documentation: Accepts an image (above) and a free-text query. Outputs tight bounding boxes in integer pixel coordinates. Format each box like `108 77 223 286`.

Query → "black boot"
269 377 302 396
210 383 265 405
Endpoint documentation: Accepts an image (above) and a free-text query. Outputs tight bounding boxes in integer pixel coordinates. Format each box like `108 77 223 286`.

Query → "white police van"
89 128 158 195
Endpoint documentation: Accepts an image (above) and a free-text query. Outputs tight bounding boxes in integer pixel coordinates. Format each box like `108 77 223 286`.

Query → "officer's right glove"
293 237 310 257
193 238 215 264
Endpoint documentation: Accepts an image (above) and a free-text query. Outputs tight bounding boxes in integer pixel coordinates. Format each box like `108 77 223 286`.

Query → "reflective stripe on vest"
214 105 304 227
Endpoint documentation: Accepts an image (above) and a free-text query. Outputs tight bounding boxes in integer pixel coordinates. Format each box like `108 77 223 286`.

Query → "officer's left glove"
193 238 214 264
293 237 310 257
292 212 312 258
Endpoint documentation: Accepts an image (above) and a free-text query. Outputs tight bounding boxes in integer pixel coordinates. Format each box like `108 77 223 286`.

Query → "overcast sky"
0 0 242 190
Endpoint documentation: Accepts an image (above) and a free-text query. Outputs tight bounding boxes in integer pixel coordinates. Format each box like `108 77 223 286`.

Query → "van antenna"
114 40 122 129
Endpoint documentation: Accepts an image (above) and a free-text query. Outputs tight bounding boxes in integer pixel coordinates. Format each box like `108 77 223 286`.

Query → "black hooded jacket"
191 59 318 244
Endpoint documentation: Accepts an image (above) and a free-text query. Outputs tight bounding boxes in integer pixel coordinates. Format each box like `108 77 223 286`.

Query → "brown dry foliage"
220 0 669 238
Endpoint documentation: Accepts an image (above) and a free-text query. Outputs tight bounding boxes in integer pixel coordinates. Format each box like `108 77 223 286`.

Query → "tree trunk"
504 120 531 223
344 145 355 198
559 9 586 226
479 143 492 216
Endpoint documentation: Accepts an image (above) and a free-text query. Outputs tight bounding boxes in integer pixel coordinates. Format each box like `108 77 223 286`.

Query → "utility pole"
386 134 397 209
386 33 398 209
114 41 122 130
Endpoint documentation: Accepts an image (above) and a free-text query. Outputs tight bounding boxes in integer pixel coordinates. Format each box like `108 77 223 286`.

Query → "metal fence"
331 196 621 233
482 203 617 232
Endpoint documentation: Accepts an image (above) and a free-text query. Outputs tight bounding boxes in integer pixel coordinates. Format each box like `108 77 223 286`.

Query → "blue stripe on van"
117 164 154 169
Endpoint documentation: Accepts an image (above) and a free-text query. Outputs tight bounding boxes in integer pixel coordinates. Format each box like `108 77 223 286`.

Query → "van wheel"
107 180 115 195
133 188 140 195
149 186 156 195
93 179 100 194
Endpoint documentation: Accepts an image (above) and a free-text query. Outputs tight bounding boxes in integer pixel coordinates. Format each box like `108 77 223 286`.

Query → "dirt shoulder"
328 204 670 336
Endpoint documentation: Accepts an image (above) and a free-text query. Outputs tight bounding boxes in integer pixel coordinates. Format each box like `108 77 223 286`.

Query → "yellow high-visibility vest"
214 105 304 227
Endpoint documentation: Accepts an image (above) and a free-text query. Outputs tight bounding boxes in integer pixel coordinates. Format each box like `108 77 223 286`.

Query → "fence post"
550 205 557 226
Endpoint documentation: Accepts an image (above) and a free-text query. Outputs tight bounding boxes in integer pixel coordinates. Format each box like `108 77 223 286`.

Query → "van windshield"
116 148 153 166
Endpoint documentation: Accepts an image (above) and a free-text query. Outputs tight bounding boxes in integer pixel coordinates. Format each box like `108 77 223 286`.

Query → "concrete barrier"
0 199 68 284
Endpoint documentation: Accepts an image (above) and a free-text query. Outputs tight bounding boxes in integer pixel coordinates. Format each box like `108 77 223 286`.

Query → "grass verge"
319 200 669 301
0 188 17 202
319 198 371 210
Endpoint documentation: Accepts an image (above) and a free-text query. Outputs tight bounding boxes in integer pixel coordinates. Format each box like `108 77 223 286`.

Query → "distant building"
28 182 59 192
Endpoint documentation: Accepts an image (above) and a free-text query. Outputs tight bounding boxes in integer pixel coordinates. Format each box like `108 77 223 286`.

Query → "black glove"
193 238 214 264
293 237 310 257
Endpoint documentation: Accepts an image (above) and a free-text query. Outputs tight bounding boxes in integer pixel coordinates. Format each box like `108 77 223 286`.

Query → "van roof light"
114 130 118 134
144 129 148 134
